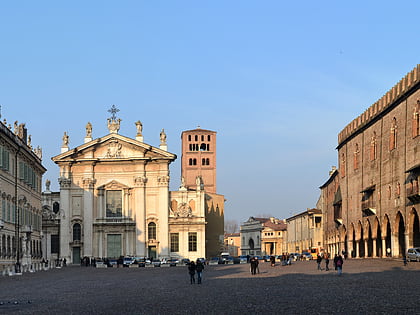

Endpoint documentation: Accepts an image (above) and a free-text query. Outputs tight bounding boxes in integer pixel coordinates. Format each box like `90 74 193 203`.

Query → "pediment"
52 133 176 162
97 180 129 190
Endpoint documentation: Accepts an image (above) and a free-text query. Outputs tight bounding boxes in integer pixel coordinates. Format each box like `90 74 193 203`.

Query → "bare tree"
224 219 239 234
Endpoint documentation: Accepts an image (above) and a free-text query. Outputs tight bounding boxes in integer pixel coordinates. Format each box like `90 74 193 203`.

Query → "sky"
1 1 419 223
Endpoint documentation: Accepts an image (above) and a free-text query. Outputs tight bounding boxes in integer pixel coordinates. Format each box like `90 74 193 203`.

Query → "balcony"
361 199 376 217
407 188 420 203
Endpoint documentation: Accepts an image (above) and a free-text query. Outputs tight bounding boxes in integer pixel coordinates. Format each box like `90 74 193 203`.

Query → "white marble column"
158 173 170 258
382 238 386 257
59 177 72 262
134 176 147 257
83 178 95 257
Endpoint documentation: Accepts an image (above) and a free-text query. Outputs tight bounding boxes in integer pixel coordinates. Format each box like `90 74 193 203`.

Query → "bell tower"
181 128 217 193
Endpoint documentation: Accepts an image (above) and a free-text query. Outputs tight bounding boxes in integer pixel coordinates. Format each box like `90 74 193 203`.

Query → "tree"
224 219 239 234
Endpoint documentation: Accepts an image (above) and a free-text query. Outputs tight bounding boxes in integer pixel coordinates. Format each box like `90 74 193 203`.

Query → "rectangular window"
188 232 197 252
170 233 179 252
51 235 59 254
106 190 122 217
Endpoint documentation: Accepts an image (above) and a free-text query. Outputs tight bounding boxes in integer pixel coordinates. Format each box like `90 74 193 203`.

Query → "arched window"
390 117 397 150
370 132 377 161
200 143 207 151
148 222 156 240
413 100 420 138
201 135 204 141
73 223 81 241
188 135 191 141
202 158 206 165
189 158 193 165
193 158 197 165
340 153 346 178
206 158 210 165
53 202 60 214
353 143 359 170
207 135 211 141
195 135 198 141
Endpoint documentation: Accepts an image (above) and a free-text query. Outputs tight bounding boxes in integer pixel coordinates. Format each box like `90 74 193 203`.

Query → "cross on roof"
108 104 120 120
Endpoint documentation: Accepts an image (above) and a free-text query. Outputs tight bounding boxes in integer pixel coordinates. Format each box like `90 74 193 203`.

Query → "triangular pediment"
52 133 176 162
97 180 129 190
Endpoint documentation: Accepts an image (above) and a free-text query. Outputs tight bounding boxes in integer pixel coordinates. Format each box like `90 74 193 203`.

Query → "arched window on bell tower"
390 117 397 150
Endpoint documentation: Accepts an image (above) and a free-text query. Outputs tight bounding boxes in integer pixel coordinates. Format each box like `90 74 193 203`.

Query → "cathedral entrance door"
73 247 80 264
148 246 157 259
107 234 122 258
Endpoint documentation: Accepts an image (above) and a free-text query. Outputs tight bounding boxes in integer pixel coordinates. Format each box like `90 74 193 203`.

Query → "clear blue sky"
1 1 419 223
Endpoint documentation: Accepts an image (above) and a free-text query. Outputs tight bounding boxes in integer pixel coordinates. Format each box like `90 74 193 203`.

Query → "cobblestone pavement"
1 258 419 314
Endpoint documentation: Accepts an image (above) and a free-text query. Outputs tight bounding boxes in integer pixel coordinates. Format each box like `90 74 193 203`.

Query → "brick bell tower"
181 128 217 193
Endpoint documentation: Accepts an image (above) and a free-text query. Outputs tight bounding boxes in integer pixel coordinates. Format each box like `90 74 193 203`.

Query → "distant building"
240 217 287 256
286 209 323 255
0 118 46 272
240 217 265 256
224 233 240 256
261 218 287 256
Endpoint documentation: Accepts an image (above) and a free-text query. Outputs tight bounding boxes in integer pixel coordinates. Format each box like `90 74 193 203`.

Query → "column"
355 241 360 258
98 189 104 218
381 238 386 257
134 176 147 257
59 177 72 262
364 239 368 257
158 173 170 258
83 178 95 257
372 239 377 258
405 232 410 252
98 230 103 258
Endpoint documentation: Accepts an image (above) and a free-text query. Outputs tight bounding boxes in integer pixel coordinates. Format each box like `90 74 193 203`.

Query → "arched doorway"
352 227 356 258
385 218 392 256
359 222 365 257
409 208 420 248
397 212 406 257
413 210 420 247
366 221 373 257
249 238 254 250
375 218 382 257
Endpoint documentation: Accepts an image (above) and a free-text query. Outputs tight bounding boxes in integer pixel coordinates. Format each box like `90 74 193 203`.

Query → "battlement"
338 65 420 147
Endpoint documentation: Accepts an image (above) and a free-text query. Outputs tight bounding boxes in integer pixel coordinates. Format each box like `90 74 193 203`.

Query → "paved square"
1 259 419 314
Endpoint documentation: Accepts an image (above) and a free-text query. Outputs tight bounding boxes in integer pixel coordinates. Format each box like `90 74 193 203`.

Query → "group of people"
187 259 205 284
316 253 344 275
250 256 260 274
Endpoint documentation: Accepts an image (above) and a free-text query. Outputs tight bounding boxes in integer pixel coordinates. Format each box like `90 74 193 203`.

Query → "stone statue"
86 122 92 137
18 123 25 139
62 132 69 146
107 118 121 134
27 135 32 148
46 179 51 191
14 121 18 134
160 129 167 144
135 120 143 135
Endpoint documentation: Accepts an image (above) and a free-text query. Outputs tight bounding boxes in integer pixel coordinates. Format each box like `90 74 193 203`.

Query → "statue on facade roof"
86 122 92 138
160 128 167 144
135 120 143 136
62 132 69 147
14 121 18 134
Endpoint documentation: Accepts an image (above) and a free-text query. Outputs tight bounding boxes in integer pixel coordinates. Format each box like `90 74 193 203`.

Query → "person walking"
188 261 196 284
196 259 204 284
250 256 257 275
316 253 323 271
324 253 330 271
270 255 276 267
336 254 343 275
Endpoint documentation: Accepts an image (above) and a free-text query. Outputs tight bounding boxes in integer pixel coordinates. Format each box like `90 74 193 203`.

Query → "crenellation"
338 65 420 147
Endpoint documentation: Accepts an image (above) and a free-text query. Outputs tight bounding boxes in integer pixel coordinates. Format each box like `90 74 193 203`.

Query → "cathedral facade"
49 115 223 264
